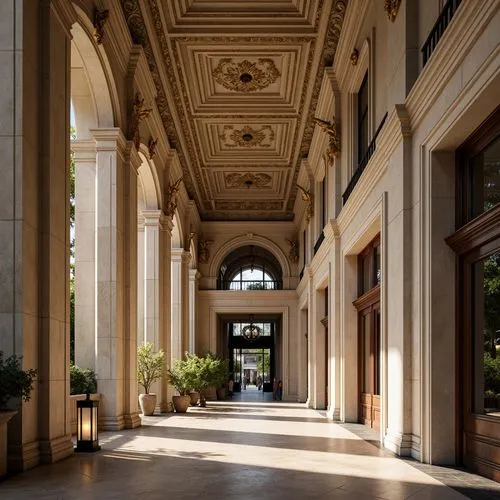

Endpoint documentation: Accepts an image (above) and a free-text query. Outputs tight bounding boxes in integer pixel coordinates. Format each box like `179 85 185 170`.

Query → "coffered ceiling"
121 0 347 220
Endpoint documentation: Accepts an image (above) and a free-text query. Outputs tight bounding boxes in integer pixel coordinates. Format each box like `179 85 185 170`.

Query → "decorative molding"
148 137 158 159
130 92 152 150
314 117 341 165
164 178 183 218
350 48 359 66
395 104 412 138
220 125 275 148
225 172 272 189
384 0 402 22
296 184 314 222
214 200 283 211
212 58 281 92
93 8 109 45
286 238 299 263
198 239 213 264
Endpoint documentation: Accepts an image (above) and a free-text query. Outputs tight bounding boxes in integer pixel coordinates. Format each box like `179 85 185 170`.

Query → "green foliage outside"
484 353 500 395
0 352 37 410
137 343 166 394
69 126 76 363
245 282 265 290
70 363 97 395
484 253 500 360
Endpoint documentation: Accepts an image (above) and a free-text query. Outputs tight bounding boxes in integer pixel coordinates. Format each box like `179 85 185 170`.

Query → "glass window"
471 136 500 218
472 251 500 417
358 74 369 166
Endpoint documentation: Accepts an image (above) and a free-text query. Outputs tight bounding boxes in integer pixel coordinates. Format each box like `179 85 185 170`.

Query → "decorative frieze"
198 239 213 264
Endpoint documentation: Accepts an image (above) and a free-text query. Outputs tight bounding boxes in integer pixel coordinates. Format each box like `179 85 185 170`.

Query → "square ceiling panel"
195 118 296 165
174 42 311 114
162 0 322 33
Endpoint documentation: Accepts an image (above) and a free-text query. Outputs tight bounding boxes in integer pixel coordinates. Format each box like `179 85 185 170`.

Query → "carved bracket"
198 239 213 264
384 0 401 22
315 117 341 165
286 238 299 263
296 184 314 223
164 178 183 218
130 92 152 150
148 137 158 159
93 9 109 45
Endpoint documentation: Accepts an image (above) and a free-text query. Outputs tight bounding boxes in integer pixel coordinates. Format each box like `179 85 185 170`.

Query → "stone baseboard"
7 439 41 472
124 412 141 429
39 435 74 464
384 429 413 456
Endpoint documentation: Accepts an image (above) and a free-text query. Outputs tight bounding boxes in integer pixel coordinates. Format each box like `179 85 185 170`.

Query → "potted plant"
212 356 229 401
137 343 166 416
0 351 37 478
167 358 194 413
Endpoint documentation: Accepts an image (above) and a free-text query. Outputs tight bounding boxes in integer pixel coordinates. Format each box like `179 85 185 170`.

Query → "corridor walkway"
1 402 500 499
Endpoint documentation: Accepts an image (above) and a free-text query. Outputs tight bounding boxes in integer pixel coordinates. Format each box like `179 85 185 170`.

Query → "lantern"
75 394 100 452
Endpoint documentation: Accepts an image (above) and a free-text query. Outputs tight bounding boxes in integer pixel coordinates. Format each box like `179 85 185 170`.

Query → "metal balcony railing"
342 113 388 205
313 231 325 255
218 280 282 291
422 0 462 66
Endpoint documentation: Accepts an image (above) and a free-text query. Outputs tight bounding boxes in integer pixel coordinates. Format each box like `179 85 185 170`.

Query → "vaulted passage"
2 402 498 499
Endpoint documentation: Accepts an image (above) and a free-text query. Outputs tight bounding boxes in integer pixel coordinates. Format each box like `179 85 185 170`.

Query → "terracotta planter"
0 411 17 478
139 393 157 416
203 386 217 401
216 387 226 401
189 391 200 406
172 395 191 413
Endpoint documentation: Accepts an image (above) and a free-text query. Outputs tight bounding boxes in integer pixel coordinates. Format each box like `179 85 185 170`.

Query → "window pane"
375 245 381 285
472 136 500 218
362 253 371 293
472 252 500 417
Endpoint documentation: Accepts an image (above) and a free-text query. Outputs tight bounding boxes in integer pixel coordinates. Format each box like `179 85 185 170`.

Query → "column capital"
171 247 184 261
142 209 163 226
189 269 201 281
71 140 96 162
91 128 127 151
181 251 192 265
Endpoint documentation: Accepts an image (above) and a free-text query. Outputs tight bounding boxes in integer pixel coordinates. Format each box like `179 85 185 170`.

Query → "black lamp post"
75 394 100 452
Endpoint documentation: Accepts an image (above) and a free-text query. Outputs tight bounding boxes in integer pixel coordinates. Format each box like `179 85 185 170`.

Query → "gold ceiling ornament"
225 172 272 189
296 184 314 223
350 48 359 66
164 177 183 218
93 8 109 45
130 92 152 150
220 125 275 149
286 238 299 264
148 137 158 160
212 58 281 93
198 239 213 264
384 0 402 22
215 200 283 211
314 117 341 165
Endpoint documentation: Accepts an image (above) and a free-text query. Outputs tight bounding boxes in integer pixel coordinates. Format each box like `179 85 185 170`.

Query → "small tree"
0 352 37 411
137 343 166 394
167 358 195 396
70 363 97 395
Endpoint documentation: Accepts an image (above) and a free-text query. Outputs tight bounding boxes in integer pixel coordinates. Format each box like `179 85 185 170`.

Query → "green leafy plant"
0 352 37 411
484 352 500 395
137 343 166 394
167 357 195 396
246 282 265 290
70 363 97 395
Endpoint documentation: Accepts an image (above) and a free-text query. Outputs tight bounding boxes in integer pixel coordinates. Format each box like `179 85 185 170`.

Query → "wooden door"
355 288 381 431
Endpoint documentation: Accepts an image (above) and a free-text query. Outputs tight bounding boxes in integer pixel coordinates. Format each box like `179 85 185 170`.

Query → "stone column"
37 0 76 466
72 140 96 370
171 248 184 364
122 144 141 429
92 128 129 431
160 218 173 410
182 251 192 355
137 215 145 347
188 269 200 354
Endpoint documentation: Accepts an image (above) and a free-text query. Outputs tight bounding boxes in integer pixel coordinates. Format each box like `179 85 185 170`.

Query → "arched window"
217 245 282 290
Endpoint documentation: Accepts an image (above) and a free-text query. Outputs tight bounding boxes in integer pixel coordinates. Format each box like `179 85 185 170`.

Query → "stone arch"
137 150 162 211
70 5 121 136
209 234 291 279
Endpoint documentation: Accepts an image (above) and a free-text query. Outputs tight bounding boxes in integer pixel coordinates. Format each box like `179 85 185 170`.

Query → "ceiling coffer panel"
121 0 347 221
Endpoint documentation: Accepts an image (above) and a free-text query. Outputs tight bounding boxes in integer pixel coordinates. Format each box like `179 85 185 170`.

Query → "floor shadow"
178 410 331 424
1 445 498 499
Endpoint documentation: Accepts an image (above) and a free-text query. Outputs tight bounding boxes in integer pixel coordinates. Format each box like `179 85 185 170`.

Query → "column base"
39 435 74 464
7 440 41 472
384 429 413 456
100 415 126 431
124 412 141 429
327 407 341 420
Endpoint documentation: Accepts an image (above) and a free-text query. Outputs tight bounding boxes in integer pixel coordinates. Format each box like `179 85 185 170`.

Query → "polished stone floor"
1 399 500 500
